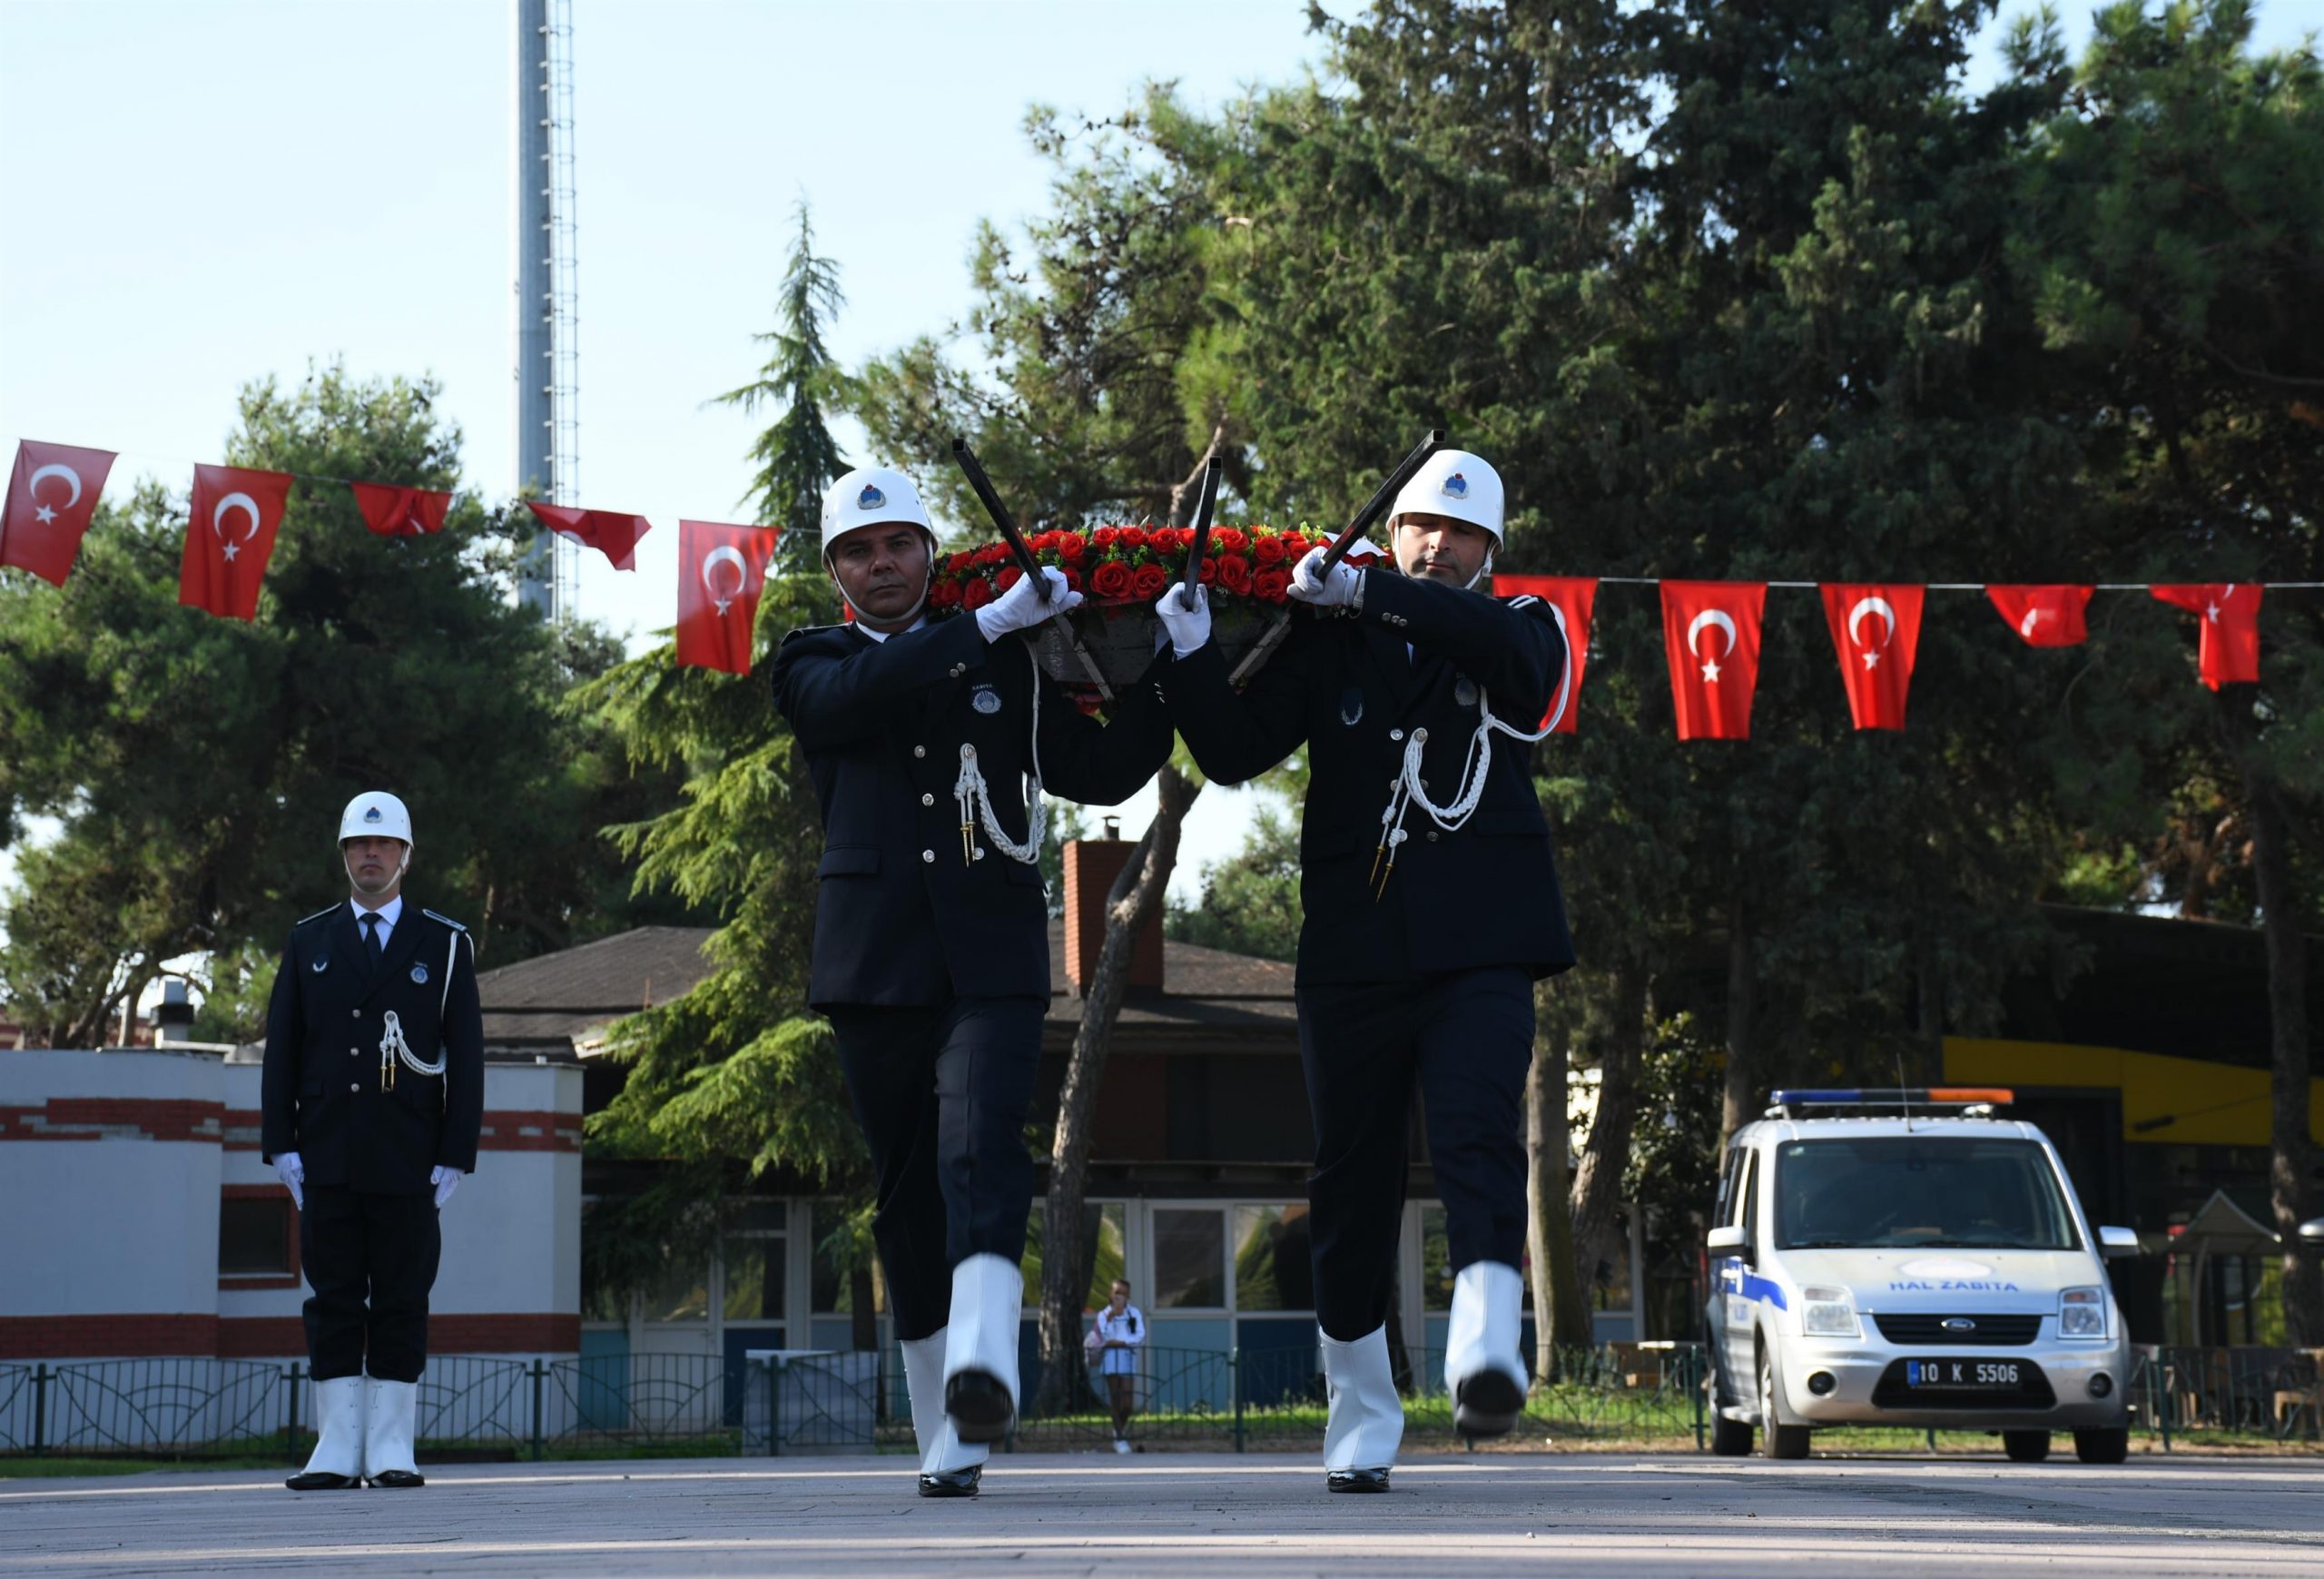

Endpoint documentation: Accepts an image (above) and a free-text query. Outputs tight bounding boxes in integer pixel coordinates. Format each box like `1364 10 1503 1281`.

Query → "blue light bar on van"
1771 1088 2013 1106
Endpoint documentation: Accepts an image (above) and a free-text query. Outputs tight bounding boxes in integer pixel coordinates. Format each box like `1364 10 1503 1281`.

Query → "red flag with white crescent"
181 464 293 620
1495 575 1597 733
676 520 780 675
525 501 653 571
350 482 453 537
1819 583 1925 732
1659 581 1767 741
2 439 118 587
1986 585 2093 647
2151 583 2261 689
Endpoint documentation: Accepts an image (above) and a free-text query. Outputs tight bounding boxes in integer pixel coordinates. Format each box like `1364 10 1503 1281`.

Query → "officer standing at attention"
1155 450 1574 1493
770 467 1174 1497
262 792 484 1491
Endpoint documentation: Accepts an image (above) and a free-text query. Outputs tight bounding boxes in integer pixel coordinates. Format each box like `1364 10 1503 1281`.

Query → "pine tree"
720 202 850 576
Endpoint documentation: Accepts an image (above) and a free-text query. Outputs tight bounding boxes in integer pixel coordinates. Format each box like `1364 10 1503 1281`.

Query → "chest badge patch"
410 962 429 985
1454 676 1480 707
1339 686 1364 726
971 685 1002 715
311 956 330 973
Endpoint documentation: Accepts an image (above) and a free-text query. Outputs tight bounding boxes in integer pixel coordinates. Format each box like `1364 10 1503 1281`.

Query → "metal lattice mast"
545 0 580 619
512 0 579 619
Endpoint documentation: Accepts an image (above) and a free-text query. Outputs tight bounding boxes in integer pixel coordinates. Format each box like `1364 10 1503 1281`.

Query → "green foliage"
1164 794 1303 963
717 202 851 575
0 363 668 1045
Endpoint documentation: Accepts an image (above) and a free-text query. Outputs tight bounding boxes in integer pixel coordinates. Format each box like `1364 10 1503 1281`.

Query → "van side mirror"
1708 1224 1748 1258
2097 1225 2140 1257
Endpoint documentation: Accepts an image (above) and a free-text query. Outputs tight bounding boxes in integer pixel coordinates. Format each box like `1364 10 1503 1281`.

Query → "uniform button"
350 1046 359 1055
922 850 935 864
921 793 935 807
350 1009 359 1019
350 1082 360 1092
1389 729 1403 742
914 745 927 758
1426 831 1440 843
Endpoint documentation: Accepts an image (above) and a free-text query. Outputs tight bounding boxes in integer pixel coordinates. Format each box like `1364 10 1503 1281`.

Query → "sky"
3 0 2318 914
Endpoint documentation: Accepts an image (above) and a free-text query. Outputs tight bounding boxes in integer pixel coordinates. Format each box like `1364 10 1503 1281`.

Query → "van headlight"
2060 1287 2107 1337
1799 1285 1860 1338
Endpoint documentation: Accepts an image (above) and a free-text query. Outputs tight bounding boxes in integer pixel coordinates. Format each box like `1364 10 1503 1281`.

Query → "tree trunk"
1031 765 1202 1415
1527 994 1591 1372
1720 892 1758 1141
2248 772 2320 1344
1571 966 1646 1341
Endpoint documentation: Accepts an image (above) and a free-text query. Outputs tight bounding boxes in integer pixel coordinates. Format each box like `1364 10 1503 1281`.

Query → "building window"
642 1257 710 1323
1231 1204 1314 1311
1152 1208 1226 1309
810 1201 885 1317
219 1193 294 1278
720 1199 787 1329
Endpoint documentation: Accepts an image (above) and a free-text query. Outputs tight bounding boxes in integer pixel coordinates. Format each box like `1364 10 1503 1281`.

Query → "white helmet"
819 467 933 560
1388 449 1504 545
339 791 413 847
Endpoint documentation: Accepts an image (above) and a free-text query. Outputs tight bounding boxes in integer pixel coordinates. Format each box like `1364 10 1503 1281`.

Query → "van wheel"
1758 1350 1811 1460
2073 1427 2129 1465
2001 1430 2050 1462
1711 1413 1754 1456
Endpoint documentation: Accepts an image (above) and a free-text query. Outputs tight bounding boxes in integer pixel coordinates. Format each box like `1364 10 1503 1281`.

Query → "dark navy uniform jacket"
771 615 1175 1010
1167 569 1577 986
260 901 486 1194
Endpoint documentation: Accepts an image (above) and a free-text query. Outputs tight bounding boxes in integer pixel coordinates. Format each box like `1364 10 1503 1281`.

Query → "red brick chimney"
1063 824 1164 995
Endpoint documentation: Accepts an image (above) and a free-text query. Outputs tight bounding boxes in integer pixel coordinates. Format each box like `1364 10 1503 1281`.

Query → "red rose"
1253 535 1285 567
1254 565 1292 603
1282 534 1311 556
1213 527 1246 554
1118 526 1148 550
979 542 1009 566
1130 563 1168 600
1057 531 1087 562
929 579 960 607
997 565 1023 593
1196 558 1217 585
1029 531 1055 552
962 577 996 610
1216 555 1253 594
1091 560 1133 599
947 550 977 574
1092 527 1118 549
1063 566 1084 594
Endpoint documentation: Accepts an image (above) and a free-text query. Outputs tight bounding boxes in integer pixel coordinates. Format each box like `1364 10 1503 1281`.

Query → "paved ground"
5 1452 2321 1577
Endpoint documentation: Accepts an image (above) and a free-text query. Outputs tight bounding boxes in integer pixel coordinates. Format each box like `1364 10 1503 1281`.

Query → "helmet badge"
1441 472 1469 500
363 806 383 824
858 484 886 510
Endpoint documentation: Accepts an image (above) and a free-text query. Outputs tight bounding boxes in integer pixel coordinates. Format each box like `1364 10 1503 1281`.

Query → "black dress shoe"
1455 1368 1526 1440
283 1471 362 1491
1325 1466 1391 1493
917 1465 983 1498
367 1469 426 1488
945 1371 1015 1444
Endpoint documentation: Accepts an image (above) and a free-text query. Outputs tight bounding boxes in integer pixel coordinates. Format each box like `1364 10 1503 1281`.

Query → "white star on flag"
2206 603 2221 622
1862 651 1881 669
714 597 733 616
222 541 239 561
34 503 56 525
1701 657 1722 683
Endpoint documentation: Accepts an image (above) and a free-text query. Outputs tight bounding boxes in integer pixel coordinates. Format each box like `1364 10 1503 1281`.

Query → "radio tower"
514 0 580 618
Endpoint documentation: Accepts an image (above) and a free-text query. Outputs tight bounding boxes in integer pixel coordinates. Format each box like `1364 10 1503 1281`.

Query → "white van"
1704 1089 2137 1464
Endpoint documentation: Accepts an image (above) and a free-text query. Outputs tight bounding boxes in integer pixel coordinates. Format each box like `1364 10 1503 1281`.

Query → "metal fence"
3 1343 2319 1461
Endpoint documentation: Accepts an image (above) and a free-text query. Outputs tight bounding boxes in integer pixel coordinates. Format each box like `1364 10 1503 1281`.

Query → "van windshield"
1773 1137 2080 1252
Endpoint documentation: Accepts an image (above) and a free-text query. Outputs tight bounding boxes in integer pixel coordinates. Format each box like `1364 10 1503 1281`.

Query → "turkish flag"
1 439 118 586
1496 575 1597 733
676 520 781 675
2152 583 2262 688
180 464 293 620
350 482 452 537
1987 585 2093 647
525 502 652 571
1660 581 1767 741
1819 583 1925 732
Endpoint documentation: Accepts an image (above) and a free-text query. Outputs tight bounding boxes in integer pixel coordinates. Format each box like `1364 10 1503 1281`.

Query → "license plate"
1906 1358 2021 1389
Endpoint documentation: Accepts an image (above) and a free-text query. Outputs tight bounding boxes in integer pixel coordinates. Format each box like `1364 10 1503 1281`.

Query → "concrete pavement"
4 1451 2320 1576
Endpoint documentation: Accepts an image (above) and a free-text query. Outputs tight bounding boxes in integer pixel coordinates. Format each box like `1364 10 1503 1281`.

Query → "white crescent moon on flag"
212 492 261 541
2020 607 2044 638
1686 607 1738 657
700 544 749 599
25 463 83 508
1847 596 1896 649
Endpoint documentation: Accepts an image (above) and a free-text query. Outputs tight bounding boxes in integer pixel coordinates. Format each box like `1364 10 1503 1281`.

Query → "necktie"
362 913 384 966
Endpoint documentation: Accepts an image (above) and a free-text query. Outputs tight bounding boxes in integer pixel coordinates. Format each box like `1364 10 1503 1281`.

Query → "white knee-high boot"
1320 1325 1403 1473
362 1377 422 1483
300 1375 367 1481
1445 1260 1528 1436
942 1253 1023 1441
901 1328 989 1477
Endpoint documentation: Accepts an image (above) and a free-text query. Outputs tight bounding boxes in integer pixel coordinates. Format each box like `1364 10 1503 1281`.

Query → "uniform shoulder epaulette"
778 623 847 648
419 907 468 933
1508 594 1542 611
293 903 340 929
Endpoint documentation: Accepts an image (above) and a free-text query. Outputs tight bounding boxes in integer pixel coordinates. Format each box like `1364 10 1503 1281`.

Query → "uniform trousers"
827 995 1047 1343
300 1186 441 1383
1295 966 1534 1341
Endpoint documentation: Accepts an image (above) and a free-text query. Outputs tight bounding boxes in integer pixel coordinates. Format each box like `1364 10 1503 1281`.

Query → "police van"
1705 1089 2137 1464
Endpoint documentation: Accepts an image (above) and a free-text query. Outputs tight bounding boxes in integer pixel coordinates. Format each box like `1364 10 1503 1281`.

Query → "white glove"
1288 545 1363 609
975 566 1083 641
430 1165 464 1209
1155 583 1212 656
275 1151 304 1210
